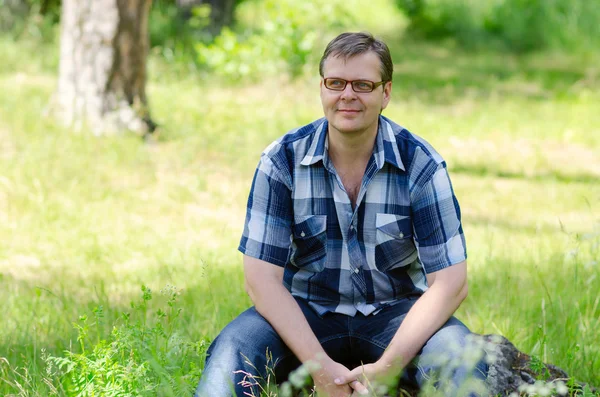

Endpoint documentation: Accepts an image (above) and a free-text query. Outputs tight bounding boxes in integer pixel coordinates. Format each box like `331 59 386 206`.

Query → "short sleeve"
411 162 467 273
238 155 293 267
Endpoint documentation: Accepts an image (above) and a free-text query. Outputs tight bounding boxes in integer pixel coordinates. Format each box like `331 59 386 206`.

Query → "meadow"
0 28 599 395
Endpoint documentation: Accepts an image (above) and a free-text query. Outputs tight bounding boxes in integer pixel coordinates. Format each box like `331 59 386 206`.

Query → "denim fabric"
195 297 488 397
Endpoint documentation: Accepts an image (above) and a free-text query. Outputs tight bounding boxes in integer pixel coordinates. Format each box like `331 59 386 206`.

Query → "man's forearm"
247 279 327 365
378 275 468 370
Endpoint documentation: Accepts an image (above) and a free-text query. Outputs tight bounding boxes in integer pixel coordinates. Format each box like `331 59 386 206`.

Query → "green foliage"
395 0 600 52
0 0 58 41
529 355 551 381
395 0 496 47
0 0 28 33
42 285 206 397
489 0 600 52
195 0 356 80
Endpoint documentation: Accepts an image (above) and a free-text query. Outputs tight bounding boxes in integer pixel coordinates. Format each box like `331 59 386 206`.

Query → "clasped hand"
333 361 398 397
312 359 397 397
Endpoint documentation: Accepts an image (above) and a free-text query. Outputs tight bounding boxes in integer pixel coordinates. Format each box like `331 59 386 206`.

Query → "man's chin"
329 119 365 135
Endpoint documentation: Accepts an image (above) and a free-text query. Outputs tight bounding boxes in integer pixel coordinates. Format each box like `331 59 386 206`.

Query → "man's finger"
334 367 361 385
349 379 369 395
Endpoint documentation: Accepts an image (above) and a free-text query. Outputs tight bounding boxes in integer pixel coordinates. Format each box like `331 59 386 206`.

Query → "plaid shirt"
239 115 466 316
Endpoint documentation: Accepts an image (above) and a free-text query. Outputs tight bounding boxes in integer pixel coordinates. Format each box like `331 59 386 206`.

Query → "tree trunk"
55 0 155 136
176 0 235 36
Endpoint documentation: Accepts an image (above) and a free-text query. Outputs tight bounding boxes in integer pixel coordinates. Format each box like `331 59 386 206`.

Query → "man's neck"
327 122 378 171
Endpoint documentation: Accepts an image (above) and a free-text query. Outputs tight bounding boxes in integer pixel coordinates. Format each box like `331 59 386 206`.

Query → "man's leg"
195 307 297 397
350 298 488 396
195 299 351 397
411 316 488 396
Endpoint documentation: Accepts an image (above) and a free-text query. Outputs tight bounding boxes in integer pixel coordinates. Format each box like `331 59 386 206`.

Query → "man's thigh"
202 298 350 379
349 299 485 386
349 297 418 364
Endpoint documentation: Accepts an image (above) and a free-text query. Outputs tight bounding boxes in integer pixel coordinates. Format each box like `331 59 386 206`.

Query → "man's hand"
334 361 400 396
312 359 369 396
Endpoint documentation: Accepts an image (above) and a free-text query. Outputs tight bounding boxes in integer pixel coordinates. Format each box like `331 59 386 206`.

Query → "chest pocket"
291 215 327 272
375 213 418 271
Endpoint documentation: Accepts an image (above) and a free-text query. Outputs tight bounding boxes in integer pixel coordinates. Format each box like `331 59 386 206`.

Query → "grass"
0 29 599 395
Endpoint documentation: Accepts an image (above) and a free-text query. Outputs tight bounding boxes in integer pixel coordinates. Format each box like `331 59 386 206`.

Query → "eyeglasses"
323 78 386 93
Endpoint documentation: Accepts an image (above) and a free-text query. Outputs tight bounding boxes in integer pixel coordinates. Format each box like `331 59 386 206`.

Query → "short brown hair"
319 32 393 82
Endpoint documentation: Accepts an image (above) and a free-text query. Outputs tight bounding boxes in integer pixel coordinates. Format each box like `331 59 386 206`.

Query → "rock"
394 334 598 396
480 334 597 396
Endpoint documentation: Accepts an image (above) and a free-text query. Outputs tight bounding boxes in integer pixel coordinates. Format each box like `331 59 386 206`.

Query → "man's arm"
244 255 368 396
335 260 468 385
376 260 468 369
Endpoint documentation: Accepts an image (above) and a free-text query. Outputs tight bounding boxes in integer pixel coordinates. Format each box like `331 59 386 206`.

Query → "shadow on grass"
385 39 598 103
450 162 600 184
0 263 249 373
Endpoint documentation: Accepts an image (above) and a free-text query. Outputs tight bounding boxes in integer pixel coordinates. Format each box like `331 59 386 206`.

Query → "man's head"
319 32 393 137
319 32 393 83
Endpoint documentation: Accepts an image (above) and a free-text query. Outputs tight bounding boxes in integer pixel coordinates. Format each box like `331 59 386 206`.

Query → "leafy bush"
395 0 497 47
0 0 28 33
396 0 600 52
489 0 600 52
195 0 356 81
0 0 58 41
40 285 206 397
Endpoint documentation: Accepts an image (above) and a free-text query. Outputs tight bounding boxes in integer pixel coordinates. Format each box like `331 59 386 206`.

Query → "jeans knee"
196 307 290 397
415 319 488 386
205 310 277 371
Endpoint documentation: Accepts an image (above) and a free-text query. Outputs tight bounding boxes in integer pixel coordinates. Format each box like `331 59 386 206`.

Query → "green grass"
0 31 599 395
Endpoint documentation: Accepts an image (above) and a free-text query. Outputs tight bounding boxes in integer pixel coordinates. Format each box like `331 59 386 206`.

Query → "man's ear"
381 81 392 110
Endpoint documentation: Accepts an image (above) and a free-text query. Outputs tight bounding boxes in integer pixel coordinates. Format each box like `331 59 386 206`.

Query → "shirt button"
354 268 359 273
300 231 305 237
399 232 404 238
350 225 354 230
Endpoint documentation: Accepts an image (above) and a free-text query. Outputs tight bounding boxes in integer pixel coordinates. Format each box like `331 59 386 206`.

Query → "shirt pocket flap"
293 215 327 239
376 213 412 240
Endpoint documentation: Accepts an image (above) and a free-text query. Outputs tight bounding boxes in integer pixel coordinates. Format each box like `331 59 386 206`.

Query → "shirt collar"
300 116 405 171
300 119 328 166
376 116 405 171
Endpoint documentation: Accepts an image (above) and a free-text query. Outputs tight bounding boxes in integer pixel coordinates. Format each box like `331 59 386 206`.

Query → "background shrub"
395 0 600 52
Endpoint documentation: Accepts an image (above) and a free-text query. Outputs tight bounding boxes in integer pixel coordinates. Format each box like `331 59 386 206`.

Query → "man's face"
320 51 392 137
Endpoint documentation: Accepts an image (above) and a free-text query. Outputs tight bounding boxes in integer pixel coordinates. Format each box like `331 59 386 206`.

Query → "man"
196 32 488 397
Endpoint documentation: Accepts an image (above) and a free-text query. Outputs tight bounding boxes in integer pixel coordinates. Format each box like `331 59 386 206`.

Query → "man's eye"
355 82 372 90
329 79 345 87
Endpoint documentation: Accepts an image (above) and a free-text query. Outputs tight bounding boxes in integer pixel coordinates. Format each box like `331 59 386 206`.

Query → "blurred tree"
176 0 236 35
53 0 155 135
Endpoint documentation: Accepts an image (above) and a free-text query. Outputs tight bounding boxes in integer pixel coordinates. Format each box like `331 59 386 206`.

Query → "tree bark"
54 0 155 136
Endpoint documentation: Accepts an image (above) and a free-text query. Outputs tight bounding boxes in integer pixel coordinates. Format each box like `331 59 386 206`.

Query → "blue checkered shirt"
239 115 467 316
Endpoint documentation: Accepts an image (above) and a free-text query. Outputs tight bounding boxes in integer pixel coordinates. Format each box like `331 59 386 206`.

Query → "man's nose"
340 83 357 100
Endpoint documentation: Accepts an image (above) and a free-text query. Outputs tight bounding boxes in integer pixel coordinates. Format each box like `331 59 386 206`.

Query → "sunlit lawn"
0 36 599 394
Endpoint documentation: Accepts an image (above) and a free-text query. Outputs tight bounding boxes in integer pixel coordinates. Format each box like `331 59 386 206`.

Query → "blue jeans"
195 297 488 397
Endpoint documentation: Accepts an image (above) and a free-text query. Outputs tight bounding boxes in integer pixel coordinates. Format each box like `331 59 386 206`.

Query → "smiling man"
195 32 488 397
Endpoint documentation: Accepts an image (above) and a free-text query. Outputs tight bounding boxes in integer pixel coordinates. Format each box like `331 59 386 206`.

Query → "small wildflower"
279 382 292 397
288 364 310 389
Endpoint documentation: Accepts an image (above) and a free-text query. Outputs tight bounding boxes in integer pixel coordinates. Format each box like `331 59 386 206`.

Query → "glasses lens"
352 81 374 92
325 79 346 91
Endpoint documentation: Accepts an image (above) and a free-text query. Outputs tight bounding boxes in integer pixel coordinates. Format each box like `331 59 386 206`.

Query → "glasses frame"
323 78 387 93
